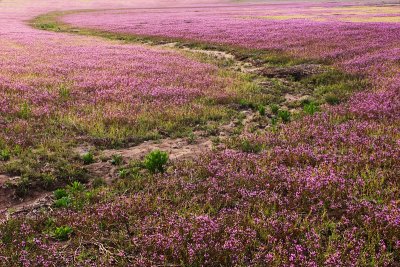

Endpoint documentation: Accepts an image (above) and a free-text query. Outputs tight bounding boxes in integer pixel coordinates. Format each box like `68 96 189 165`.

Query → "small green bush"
42 174 56 189
82 152 94 165
271 117 278 127
303 102 319 115
0 149 10 161
53 189 68 200
239 99 256 109
67 181 84 193
278 110 291 123
187 132 197 144
54 196 71 208
270 104 280 115
52 226 73 241
38 23 57 30
144 150 169 173
14 176 30 197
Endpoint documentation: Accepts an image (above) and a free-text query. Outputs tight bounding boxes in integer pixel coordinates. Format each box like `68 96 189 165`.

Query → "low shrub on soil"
144 150 169 173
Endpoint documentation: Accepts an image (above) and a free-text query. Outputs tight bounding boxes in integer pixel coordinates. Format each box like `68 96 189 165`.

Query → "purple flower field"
63 3 400 83
0 0 399 266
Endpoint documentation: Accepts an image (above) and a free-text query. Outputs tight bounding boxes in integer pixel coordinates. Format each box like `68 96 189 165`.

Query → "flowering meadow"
0 0 249 201
1 0 400 266
63 3 400 80
0 36 236 143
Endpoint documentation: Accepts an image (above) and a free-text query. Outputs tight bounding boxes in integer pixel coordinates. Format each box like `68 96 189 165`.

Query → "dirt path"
0 173 52 218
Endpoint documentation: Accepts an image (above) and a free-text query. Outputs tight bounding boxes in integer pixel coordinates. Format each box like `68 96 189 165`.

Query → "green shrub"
144 150 169 173
67 181 84 193
82 152 94 165
271 117 278 127
53 188 68 200
0 149 10 161
57 165 88 184
38 23 57 30
187 132 197 144
211 136 221 146
41 174 56 189
54 196 71 208
270 104 280 115
303 102 319 115
14 176 30 197
278 110 291 123
52 226 73 241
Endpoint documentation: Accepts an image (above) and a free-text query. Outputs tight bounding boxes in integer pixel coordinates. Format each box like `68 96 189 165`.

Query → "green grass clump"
52 226 73 241
303 102 319 115
258 105 266 116
187 132 197 144
67 181 84 193
278 110 291 123
54 196 71 208
53 188 68 200
82 152 94 165
92 177 106 188
144 150 169 174
118 168 130 178
111 154 123 166
302 69 367 106
0 149 10 161
270 104 280 115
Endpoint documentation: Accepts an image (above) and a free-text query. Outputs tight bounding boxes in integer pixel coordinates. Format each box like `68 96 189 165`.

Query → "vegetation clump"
82 152 94 165
303 102 319 115
143 150 169 173
52 226 73 241
111 154 123 165
0 149 10 161
278 110 291 123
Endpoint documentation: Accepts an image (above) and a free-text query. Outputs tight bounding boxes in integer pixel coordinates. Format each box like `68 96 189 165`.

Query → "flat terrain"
0 0 399 266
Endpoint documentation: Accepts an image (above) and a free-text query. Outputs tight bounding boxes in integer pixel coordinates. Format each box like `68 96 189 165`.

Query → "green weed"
143 150 169 173
52 226 73 241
